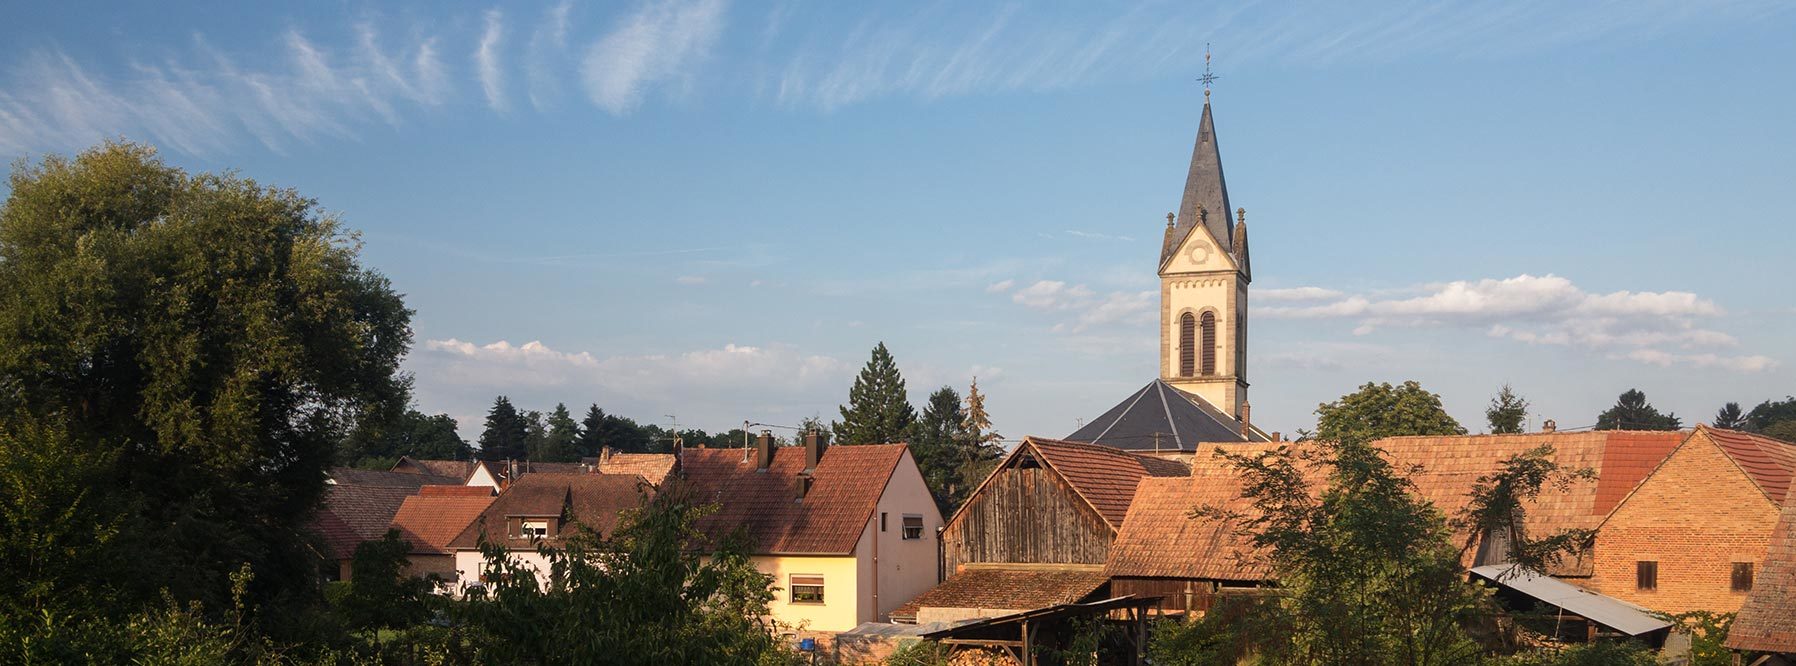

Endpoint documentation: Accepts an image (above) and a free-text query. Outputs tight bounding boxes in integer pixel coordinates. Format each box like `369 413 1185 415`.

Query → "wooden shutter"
1732 562 1754 592
1636 561 1657 591
1200 311 1217 375
1178 314 1196 377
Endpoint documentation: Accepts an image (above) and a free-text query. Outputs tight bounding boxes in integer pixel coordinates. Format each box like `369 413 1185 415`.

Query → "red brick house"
1586 426 1796 613
1727 490 1796 656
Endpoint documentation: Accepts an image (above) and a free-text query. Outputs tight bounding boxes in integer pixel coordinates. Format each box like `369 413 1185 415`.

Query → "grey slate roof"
1163 102 1234 268
1064 379 1265 452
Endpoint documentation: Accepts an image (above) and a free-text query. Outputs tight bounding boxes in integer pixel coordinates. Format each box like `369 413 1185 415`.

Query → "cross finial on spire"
1199 43 1218 102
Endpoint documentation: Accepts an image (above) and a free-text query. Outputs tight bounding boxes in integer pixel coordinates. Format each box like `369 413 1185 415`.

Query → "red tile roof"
1728 493 1796 653
680 444 907 556
970 437 1188 531
391 492 495 555
445 473 650 550
1106 431 1686 582
311 507 363 560
329 467 460 488
595 452 677 486
1700 426 1796 504
391 457 480 480
890 565 1108 621
321 484 418 541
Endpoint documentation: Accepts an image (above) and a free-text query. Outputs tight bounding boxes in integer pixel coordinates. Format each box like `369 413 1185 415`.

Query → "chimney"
1271 431 1282 442
1239 402 1252 438
804 430 827 470
794 471 814 501
1542 419 1557 433
755 431 774 470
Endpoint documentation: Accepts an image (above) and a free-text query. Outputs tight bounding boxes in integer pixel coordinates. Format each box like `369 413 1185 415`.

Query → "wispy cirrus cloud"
1006 279 1153 333
1256 274 1775 372
476 10 508 111
582 0 727 115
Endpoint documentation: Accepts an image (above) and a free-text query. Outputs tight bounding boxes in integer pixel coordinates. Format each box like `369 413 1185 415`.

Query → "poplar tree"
834 342 916 445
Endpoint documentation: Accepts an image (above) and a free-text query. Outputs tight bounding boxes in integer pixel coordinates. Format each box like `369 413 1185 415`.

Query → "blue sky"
3 1 1794 442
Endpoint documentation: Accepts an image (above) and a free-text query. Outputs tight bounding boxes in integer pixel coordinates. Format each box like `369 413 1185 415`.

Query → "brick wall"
1589 432 1782 614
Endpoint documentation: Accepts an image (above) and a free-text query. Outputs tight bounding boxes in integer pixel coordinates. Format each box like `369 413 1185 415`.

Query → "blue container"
798 638 816 652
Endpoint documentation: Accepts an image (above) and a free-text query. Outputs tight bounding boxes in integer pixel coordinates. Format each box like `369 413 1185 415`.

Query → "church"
1065 95 1274 452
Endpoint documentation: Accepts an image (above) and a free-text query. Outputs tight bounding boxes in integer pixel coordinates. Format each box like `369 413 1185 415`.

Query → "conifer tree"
1595 389 1681 431
913 386 966 512
1485 384 1529 434
961 377 1001 448
834 342 916 445
534 403 581 462
478 396 530 460
1713 402 1746 430
577 404 608 456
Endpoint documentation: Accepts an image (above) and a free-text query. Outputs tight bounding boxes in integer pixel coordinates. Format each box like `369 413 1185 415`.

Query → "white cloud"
1258 286 1345 302
1254 273 1774 372
419 338 851 395
527 1 573 110
1062 229 1135 242
582 0 727 115
1006 279 1151 333
476 10 507 111
985 279 1015 293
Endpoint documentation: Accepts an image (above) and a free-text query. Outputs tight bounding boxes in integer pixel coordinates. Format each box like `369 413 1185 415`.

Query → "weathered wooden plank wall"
943 464 1112 572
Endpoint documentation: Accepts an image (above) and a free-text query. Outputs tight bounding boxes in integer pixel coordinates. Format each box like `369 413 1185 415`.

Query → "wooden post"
1021 619 1033 666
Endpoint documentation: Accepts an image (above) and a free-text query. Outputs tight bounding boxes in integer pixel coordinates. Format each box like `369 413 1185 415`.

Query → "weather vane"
1198 43 1218 101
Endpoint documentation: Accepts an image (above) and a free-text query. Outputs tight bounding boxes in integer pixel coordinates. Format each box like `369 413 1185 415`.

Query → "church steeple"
1162 101 1234 268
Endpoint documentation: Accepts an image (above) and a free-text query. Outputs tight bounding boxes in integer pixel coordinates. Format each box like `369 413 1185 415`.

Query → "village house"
1104 431 1686 617
678 434 942 633
1587 426 1796 613
890 437 1186 624
389 485 497 582
1726 490 1796 658
313 467 465 580
444 472 650 585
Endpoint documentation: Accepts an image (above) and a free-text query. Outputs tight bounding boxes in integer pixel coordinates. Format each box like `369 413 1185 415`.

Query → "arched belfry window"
1178 313 1196 377
1200 311 1218 375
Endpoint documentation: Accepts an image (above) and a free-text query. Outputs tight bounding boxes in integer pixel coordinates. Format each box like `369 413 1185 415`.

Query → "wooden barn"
893 437 1187 623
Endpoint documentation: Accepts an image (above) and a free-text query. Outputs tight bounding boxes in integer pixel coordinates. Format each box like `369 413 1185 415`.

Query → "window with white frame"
520 519 550 539
790 575 825 604
902 514 924 540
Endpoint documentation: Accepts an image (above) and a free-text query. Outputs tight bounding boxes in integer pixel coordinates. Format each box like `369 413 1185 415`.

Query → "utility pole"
664 414 679 450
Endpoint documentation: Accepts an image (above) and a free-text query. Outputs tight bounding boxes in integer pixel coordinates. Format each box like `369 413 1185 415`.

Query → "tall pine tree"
576 404 608 456
1713 402 1746 430
834 342 916 445
1595 389 1681 431
912 386 966 513
478 396 531 460
533 403 581 462
1485 384 1529 434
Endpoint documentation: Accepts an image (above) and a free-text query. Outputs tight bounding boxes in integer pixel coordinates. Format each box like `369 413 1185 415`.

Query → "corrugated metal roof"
1470 564 1671 636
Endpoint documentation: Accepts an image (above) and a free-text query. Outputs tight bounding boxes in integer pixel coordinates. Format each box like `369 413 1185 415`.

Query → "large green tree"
1313 381 1465 443
1595 389 1681 431
340 407 470 467
1484 384 1529 434
1713 402 1747 430
477 396 530 460
532 403 581 462
1745 397 1796 433
834 342 916 445
0 143 411 626
912 386 967 513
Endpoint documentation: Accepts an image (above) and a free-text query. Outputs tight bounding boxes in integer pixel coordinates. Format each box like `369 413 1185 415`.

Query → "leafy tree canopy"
1745 396 1796 433
340 407 469 468
0 142 411 623
1314 381 1466 443
1595 389 1681 431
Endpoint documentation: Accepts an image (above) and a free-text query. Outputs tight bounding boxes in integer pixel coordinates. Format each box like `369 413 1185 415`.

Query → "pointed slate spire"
1163 101 1233 267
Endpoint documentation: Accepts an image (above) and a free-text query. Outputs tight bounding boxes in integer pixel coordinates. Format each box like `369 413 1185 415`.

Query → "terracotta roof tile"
391 457 480 480
321 484 418 541
596 452 677 486
891 565 1108 620
311 508 362 560
1106 432 1685 582
681 444 906 555
1026 437 1189 528
1727 493 1796 653
391 493 495 555
1701 426 1796 504
328 467 460 488
445 473 649 550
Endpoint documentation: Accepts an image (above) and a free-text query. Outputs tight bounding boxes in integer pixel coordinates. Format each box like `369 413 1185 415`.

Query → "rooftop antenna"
664 414 679 450
1198 43 1219 103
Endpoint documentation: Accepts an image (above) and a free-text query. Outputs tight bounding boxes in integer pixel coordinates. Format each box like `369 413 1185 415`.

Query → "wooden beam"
939 639 1024 648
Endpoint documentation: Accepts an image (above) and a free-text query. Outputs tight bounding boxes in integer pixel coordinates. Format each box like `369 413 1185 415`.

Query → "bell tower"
1158 97 1250 420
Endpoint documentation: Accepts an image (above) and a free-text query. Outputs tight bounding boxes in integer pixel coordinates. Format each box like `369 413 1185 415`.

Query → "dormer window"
518 519 551 539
